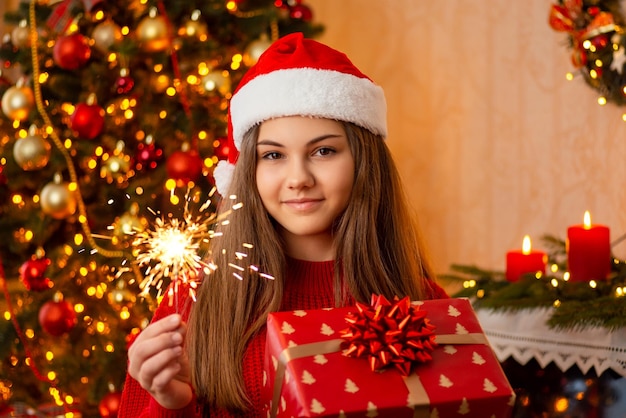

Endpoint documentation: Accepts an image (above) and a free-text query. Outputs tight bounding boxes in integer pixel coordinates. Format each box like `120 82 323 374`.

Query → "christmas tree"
0 0 322 416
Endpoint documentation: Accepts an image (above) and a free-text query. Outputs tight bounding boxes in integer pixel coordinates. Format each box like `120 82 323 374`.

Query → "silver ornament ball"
13 133 51 171
40 181 77 219
92 20 123 53
1 85 35 121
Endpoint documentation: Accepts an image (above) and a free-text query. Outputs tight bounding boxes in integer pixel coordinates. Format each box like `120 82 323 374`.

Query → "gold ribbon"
435 333 487 345
270 333 488 417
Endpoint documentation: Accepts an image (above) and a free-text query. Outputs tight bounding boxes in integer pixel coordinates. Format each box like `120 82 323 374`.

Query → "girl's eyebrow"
256 133 343 147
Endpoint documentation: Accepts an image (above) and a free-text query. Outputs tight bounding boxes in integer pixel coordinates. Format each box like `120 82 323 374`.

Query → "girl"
119 32 448 418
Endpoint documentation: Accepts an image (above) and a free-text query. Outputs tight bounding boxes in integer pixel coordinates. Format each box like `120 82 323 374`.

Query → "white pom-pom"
213 160 235 196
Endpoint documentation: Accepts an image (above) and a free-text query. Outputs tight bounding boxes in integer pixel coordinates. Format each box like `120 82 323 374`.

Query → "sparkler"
129 186 274 310
131 187 220 310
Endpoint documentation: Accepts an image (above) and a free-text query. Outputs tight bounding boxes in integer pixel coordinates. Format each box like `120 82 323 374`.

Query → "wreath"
549 0 626 105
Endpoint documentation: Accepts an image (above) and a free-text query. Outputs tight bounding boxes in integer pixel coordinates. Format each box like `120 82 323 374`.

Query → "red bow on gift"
340 294 437 376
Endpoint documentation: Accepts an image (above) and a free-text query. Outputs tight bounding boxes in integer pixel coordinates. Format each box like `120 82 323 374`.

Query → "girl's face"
256 116 354 258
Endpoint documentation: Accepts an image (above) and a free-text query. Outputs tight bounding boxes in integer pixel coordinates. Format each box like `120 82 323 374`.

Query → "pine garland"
444 235 626 331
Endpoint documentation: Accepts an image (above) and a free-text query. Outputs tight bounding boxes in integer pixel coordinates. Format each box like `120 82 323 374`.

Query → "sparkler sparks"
134 217 206 292
128 187 274 309
131 188 218 308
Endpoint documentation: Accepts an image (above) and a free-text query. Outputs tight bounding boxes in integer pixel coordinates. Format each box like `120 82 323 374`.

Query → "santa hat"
213 32 387 195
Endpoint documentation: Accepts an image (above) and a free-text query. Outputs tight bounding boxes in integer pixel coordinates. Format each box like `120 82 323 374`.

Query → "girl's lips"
282 198 322 211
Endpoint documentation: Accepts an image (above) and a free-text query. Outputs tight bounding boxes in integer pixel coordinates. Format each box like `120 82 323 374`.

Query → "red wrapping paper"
264 298 515 418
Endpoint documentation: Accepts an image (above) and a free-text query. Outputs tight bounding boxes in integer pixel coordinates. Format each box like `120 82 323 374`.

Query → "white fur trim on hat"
229 67 387 150
213 160 235 196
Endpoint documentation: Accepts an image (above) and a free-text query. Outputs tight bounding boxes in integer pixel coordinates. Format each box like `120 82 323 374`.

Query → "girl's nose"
286 158 314 189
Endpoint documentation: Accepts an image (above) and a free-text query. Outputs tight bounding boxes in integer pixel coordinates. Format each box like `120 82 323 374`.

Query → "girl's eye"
261 151 282 160
315 147 335 156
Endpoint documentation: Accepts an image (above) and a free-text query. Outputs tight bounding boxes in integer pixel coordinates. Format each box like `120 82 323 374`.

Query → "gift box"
264 297 515 417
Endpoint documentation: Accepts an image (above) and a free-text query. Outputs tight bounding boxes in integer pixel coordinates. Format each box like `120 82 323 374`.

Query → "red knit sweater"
118 258 448 418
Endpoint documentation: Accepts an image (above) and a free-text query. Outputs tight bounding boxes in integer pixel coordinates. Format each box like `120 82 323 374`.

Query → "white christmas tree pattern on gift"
344 378 359 394
483 378 498 393
455 323 469 334
313 354 328 365
443 345 457 355
310 399 325 414
458 397 470 415
301 370 316 385
472 351 486 365
320 323 335 336
281 321 295 334
293 310 307 317
439 374 453 388
366 401 378 417
271 355 278 371
447 304 461 317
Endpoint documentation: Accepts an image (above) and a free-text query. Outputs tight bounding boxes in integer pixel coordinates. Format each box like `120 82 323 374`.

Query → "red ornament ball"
135 142 163 170
590 34 609 50
19 258 52 291
115 74 134 95
98 391 121 418
38 300 76 336
71 102 105 139
588 6 600 17
166 150 203 182
213 137 232 161
289 4 313 21
53 33 91 70
274 0 302 8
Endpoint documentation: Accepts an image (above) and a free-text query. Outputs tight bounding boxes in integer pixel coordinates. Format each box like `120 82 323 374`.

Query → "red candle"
506 235 547 282
567 211 611 282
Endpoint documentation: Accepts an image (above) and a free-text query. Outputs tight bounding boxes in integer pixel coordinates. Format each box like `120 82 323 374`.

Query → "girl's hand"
127 314 193 410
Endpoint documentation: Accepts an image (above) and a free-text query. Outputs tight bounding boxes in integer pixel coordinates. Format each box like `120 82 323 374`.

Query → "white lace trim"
475 306 626 376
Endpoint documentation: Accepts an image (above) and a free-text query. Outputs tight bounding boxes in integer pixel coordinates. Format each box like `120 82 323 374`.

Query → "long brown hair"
186 121 435 413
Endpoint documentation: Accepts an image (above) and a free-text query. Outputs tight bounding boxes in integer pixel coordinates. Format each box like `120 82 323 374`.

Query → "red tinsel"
340 294 437 376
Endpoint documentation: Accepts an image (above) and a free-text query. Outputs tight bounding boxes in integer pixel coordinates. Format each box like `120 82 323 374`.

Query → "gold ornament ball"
2 85 35 121
179 19 208 40
101 154 131 184
136 15 170 52
0 379 12 410
11 24 30 48
92 20 123 53
13 132 51 171
151 73 171 93
40 181 77 219
114 212 145 237
108 280 136 310
243 37 272 67
201 70 231 95
112 203 146 247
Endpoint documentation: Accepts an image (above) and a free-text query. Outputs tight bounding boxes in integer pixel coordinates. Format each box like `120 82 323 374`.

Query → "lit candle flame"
583 210 592 229
522 235 531 255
